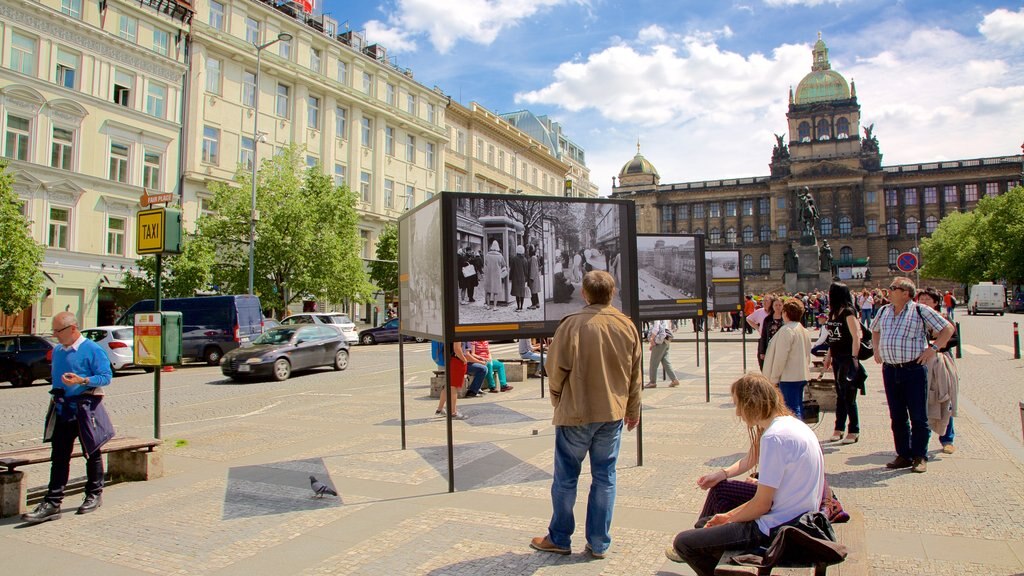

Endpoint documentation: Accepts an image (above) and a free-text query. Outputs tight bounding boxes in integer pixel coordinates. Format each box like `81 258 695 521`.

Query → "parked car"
262 318 280 332
1010 293 1024 313
280 313 359 344
81 326 139 373
0 335 55 387
357 318 426 345
220 325 349 381
967 282 1006 316
117 295 263 365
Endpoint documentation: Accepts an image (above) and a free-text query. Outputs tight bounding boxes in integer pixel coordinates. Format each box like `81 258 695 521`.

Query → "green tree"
116 235 216 309
979 186 1024 283
368 223 398 296
0 162 44 332
201 144 374 315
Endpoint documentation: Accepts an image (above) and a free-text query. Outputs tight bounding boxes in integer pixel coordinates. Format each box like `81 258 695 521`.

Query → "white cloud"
363 20 418 53
979 7 1024 45
763 0 845 6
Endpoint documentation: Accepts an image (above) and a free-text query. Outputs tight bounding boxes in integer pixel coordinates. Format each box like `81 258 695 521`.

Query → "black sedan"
358 318 425 345
220 325 349 381
0 335 55 387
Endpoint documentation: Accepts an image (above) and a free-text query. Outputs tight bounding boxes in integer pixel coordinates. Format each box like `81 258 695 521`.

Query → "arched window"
798 122 810 142
760 225 770 242
838 215 852 236
743 254 754 271
906 216 919 236
816 118 830 140
839 246 853 264
820 217 832 237
888 248 899 266
742 225 753 243
887 217 899 237
836 117 850 138
760 253 771 270
709 228 721 244
694 227 704 236
925 215 939 234
725 227 736 244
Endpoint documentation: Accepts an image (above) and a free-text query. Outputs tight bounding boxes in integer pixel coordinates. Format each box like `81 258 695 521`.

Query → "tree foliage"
921 186 1024 284
369 223 398 296
200 145 374 315
0 162 44 319
117 235 215 309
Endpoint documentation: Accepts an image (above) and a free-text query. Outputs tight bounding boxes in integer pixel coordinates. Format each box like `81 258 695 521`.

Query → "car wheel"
11 366 32 387
414 337 425 343
272 358 291 381
333 349 349 371
204 346 223 366
361 333 376 345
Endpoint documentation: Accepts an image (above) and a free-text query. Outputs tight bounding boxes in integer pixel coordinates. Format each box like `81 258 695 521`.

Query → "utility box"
134 312 183 366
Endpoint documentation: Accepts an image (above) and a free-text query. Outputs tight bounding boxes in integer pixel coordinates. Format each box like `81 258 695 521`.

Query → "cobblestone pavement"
1 319 1023 575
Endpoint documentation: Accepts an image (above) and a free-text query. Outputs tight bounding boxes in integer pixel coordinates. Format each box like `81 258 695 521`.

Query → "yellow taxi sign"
137 208 166 254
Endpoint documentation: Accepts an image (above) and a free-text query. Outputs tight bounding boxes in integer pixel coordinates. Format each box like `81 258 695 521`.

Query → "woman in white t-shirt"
666 373 825 576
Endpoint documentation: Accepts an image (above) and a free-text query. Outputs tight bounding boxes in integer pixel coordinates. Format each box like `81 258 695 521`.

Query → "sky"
319 1 1024 195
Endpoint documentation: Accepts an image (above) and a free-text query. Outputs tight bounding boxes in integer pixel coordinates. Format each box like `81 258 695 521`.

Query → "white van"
967 282 1005 316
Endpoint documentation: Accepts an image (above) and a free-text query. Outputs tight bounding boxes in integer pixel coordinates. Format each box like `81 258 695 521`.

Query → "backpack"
950 296 957 309
430 341 445 367
857 321 874 361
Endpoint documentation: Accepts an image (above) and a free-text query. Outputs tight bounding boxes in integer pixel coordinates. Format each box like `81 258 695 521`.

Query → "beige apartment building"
0 0 192 332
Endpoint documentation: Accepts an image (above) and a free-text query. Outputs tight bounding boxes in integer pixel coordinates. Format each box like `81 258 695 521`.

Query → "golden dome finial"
636 138 641 154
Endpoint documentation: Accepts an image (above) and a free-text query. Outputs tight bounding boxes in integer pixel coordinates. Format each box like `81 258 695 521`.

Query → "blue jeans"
466 362 488 393
520 351 541 362
882 363 930 459
779 381 806 421
548 420 623 554
940 417 954 445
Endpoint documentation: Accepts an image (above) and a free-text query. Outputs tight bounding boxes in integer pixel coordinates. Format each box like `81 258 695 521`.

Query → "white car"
81 326 139 373
280 313 359 344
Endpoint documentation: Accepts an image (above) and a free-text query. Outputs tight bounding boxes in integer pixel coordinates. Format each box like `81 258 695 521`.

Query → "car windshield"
253 328 297 345
322 315 352 325
82 330 106 342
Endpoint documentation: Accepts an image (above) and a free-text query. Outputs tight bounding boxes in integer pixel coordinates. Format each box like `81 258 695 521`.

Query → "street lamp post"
248 32 293 296
511 144 537 194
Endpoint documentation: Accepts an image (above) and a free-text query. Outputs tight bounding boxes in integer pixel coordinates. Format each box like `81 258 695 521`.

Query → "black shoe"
885 456 913 469
22 501 61 524
77 494 102 514
464 391 483 398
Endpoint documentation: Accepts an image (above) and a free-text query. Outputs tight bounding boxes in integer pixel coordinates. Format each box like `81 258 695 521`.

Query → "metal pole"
444 339 454 493
1014 322 1020 360
154 253 162 440
248 46 262 296
398 321 406 450
539 339 545 399
955 321 962 359
704 312 711 403
741 311 747 372
696 315 700 367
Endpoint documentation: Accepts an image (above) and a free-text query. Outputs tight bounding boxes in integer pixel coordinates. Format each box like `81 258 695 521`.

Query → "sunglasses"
888 285 906 292
54 324 75 334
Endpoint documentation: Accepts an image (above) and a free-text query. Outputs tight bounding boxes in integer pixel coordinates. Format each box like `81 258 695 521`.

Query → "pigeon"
309 475 337 498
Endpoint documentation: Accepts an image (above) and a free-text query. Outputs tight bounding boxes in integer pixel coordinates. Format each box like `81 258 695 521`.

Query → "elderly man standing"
22 311 113 523
871 277 953 473
530 270 642 559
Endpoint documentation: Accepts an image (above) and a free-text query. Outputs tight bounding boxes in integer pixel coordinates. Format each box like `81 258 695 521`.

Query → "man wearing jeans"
871 277 953 473
530 270 642 559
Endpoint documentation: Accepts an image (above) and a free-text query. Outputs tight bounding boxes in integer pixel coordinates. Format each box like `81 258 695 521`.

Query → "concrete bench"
1 436 163 518
430 369 470 399
495 358 541 382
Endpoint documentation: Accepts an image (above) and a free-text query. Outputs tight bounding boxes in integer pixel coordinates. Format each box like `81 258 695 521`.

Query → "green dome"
620 144 659 178
794 34 851 104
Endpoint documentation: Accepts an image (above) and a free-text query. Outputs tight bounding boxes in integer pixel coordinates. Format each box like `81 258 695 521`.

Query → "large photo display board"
636 234 706 320
397 195 444 341
704 249 744 312
443 192 637 340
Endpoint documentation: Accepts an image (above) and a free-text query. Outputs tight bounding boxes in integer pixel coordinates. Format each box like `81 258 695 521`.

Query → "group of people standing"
457 242 542 313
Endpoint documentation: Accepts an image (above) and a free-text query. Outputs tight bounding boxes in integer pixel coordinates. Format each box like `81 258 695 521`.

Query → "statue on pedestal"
820 240 834 274
784 242 799 273
796 187 820 240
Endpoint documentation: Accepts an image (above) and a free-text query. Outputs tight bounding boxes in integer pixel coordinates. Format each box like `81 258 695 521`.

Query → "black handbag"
802 398 820 424
857 321 874 360
76 396 115 455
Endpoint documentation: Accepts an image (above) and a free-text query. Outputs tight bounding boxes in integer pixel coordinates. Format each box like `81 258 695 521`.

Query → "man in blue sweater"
22 311 113 524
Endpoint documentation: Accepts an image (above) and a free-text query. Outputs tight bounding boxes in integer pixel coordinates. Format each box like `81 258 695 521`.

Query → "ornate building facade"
613 35 1023 294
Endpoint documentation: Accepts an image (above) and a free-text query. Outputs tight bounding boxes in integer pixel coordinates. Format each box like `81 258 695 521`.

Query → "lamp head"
278 32 293 42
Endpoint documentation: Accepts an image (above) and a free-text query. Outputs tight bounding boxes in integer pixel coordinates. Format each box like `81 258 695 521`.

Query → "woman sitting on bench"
666 373 824 576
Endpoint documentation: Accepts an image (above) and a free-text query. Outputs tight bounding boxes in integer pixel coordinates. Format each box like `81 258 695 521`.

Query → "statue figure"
784 242 799 273
820 240 833 273
796 187 820 238
861 123 879 154
772 133 790 162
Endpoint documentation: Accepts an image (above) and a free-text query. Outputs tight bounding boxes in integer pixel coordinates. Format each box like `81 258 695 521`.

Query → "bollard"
955 322 962 359
1015 322 1020 360
1020 401 1024 442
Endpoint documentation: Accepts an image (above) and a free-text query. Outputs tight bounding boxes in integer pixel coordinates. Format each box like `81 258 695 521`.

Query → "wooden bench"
496 358 541 382
0 436 163 518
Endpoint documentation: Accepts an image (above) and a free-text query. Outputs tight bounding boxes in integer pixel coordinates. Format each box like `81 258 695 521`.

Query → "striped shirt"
869 302 950 364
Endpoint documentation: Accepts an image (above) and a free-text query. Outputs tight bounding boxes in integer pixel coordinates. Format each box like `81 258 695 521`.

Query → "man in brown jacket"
530 270 642 559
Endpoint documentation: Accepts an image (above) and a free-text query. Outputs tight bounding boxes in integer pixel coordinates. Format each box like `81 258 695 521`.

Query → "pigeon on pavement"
309 475 338 498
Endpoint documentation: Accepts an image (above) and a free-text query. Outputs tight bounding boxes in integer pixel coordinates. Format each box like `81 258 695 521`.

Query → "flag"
298 0 312 13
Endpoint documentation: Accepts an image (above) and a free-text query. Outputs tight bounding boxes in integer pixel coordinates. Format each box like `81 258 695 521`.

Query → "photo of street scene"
636 234 704 320
705 250 743 312
398 198 443 339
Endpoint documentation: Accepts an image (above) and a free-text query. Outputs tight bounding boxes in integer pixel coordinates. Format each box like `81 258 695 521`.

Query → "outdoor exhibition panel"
704 249 744 313
635 234 706 321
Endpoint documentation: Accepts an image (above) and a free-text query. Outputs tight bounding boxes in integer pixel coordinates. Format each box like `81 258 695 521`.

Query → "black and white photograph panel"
636 235 699 301
398 198 443 339
543 202 624 321
453 196 546 325
709 251 740 279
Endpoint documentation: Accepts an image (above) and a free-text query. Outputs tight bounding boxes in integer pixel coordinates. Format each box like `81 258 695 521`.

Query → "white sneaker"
451 412 468 420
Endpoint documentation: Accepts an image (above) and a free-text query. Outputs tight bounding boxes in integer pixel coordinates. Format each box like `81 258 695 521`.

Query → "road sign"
136 207 183 255
897 251 919 273
140 190 174 208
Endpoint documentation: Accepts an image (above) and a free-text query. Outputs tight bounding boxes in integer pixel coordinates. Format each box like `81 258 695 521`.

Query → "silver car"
279 313 359 344
81 326 138 373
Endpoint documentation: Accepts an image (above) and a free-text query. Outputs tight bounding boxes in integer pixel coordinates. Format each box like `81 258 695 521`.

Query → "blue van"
117 295 263 365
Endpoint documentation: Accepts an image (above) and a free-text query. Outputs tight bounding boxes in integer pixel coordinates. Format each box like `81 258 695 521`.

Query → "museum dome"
619 143 659 179
794 34 851 104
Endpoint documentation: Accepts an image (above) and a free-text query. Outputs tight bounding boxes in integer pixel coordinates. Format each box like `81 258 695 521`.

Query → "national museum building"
613 36 1023 294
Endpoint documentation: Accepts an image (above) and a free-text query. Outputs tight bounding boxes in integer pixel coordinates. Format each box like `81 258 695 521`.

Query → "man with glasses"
870 278 953 473
22 311 113 523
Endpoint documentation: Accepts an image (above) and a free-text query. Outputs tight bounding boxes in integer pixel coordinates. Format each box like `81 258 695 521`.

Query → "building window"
944 185 958 205
820 217 832 237
142 150 161 189
242 17 261 44
708 203 720 218
333 163 346 187
310 47 321 73
865 190 877 205
201 126 219 164
925 215 938 234
487 145 495 165
816 118 830 140
455 174 464 191
426 142 435 170
205 58 222 94
384 126 394 156
758 198 769 214
726 227 736 244
113 69 134 107
886 217 899 237
106 216 125 256
838 215 851 236
10 32 36 76
361 118 372 147
964 183 978 202
146 81 167 118
362 72 373 95
359 171 370 202
275 83 290 118
836 117 850 138
906 216 919 236
153 28 170 56
709 228 721 245
406 135 415 163
279 37 291 60
109 142 129 182
48 207 70 249
61 0 82 18
427 103 436 124
839 246 853 264
406 93 416 114
359 229 370 258
385 83 395 105
904 188 918 205
985 182 999 197
742 226 753 243
305 155 317 168
743 254 754 271
476 138 484 160
676 204 689 221
741 200 754 216
760 254 770 270
4 115 31 161
51 127 74 170
119 15 138 43
885 189 898 207
693 203 705 219
866 219 877 234
404 185 414 210
384 179 394 208
307 96 320 129
333 107 347 140
759 224 770 242
798 122 810 142
336 60 348 84
242 70 256 107
777 224 788 239
56 47 78 89
725 201 736 217
924 186 937 204
776 196 786 209
240 136 254 171
888 248 899 267
661 206 673 230
693 227 704 236
456 131 465 154
209 0 225 30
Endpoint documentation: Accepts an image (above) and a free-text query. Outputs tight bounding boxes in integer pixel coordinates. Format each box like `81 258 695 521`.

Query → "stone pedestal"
109 449 164 482
784 243 832 293
0 471 27 518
